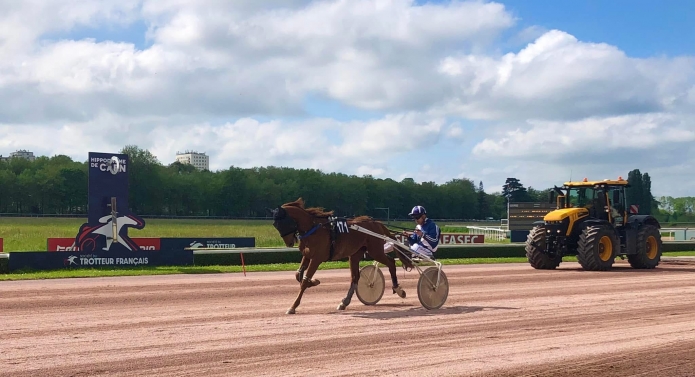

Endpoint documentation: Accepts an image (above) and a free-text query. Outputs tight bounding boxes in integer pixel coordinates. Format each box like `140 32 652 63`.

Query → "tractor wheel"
627 225 662 269
525 226 562 270
577 224 619 271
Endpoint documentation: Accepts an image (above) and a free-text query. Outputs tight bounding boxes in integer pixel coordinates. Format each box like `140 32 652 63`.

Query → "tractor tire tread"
577 224 618 271
627 224 662 269
525 226 561 270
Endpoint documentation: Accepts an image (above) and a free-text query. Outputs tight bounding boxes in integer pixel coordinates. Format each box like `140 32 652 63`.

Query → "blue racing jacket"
408 218 441 253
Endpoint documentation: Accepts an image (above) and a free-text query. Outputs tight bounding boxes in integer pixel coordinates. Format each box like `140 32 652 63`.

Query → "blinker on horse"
269 198 411 314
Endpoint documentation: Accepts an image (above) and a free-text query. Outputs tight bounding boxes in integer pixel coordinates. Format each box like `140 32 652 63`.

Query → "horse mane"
283 198 334 217
348 215 373 224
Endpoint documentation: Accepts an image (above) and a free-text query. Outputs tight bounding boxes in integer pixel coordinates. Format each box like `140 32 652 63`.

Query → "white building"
175 150 209 171
1 149 36 162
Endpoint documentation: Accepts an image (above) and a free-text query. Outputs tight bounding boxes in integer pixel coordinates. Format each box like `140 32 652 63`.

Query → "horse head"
269 198 316 248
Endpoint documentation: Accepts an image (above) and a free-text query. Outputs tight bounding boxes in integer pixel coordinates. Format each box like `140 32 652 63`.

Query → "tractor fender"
581 219 612 228
627 215 661 229
580 219 619 238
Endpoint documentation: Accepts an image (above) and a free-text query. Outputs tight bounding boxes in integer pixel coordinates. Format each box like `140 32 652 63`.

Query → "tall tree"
642 172 654 215
477 181 489 219
502 177 530 203
626 169 643 214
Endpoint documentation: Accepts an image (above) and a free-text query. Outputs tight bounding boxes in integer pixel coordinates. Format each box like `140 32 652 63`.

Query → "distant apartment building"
0 149 36 162
175 150 209 171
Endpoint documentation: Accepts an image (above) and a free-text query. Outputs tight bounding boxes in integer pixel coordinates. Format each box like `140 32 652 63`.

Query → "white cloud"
469 113 695 196
472 113 695 158
435 30 692 121
338 113 446 157
447 124 464 139
356 166 385 177
0 0 141 53
0 0 694 198
0 0 516 124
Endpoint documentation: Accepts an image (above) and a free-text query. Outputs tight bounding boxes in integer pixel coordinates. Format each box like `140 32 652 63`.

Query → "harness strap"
297 224 321 240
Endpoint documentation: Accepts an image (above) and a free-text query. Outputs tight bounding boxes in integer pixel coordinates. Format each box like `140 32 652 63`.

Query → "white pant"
409 243 433 258
383 242 433 258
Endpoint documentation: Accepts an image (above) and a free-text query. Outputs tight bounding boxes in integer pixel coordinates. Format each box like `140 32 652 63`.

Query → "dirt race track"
3 259 695 377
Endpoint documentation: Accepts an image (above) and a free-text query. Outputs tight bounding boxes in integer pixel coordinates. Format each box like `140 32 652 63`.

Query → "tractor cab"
548 177 628 227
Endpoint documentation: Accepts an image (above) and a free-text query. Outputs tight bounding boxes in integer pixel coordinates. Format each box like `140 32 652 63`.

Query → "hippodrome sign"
394 233 484 244
73 152 148 253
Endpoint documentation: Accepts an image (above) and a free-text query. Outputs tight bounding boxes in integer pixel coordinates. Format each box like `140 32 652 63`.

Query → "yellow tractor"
525 177 662 271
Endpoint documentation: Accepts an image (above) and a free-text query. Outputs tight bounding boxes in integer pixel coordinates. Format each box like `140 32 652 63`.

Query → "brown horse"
270 198 413 314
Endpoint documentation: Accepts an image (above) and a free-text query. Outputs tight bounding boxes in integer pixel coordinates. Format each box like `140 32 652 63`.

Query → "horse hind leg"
373 244 406 299
338 253 362 310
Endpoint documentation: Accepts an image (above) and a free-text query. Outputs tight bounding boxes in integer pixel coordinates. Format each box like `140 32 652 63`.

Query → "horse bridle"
271 206 324 240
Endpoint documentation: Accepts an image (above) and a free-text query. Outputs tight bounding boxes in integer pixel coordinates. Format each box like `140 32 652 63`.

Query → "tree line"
0 146 689 222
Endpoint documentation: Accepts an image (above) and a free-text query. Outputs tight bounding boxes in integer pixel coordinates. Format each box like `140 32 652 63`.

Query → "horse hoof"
286 308 296 314
337 304 346 310
295 273 302 283
393 287 406 298
312 279 321 286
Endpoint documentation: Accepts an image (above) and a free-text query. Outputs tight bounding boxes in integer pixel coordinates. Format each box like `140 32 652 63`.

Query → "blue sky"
1 0 694 197
497 0 694 57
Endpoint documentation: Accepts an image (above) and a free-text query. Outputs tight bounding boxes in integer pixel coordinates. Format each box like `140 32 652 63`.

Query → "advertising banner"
9 250 193 272
160 237 256 250
0 238 3 252
48 238 161 252
394 233 484 245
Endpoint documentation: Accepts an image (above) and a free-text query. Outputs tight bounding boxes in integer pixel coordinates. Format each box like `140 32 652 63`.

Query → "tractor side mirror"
548 190 555 204
558 196 566 208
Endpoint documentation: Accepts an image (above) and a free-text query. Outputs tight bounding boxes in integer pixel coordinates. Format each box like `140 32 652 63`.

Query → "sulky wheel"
417 267 449 310
356 264 385 305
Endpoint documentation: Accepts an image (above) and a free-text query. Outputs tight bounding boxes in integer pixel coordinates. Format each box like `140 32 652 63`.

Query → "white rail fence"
661 228 695 241
466 226 508 242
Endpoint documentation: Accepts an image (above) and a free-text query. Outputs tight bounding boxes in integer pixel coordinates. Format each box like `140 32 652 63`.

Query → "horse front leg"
296 251 320 287
296 255 308 282
287 257 322 315
338 252 362 310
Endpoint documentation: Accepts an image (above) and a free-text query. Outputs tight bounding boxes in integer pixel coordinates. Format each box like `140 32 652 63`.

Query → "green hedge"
662 242 695 252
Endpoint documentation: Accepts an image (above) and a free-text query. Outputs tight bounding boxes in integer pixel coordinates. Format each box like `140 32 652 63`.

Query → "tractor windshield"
567 187 597 209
